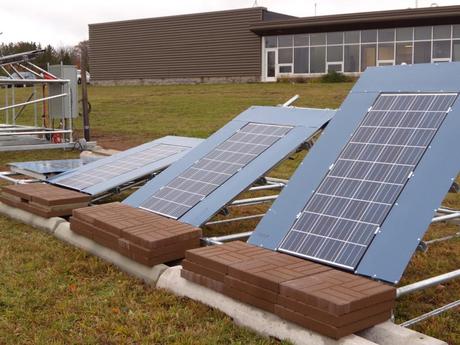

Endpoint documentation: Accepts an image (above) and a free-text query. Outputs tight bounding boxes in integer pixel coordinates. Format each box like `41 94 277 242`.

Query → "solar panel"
53 143 188 191
139 123 293 219
278 93 457 270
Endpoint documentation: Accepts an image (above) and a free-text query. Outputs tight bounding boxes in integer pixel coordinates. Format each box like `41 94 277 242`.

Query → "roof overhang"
250 5 460 35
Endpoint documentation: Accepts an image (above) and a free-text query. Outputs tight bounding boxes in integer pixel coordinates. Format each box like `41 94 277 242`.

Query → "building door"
265 49 277 82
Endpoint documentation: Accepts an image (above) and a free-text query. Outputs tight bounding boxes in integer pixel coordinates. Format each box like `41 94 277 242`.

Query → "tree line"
0 40 89 71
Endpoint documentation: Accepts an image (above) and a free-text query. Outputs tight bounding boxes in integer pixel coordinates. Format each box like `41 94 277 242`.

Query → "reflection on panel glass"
344 45 359 72
361 44 376 71
294 48 309 73
396 43 413 64
310 46 326 73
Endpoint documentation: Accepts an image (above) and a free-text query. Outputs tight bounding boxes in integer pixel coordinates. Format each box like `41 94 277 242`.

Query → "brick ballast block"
70 202 202 266
181 241 396 340
1 184 90 217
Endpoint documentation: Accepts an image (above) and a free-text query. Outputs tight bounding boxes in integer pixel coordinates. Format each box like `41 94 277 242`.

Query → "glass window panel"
310 46 326 73
454 25 460 38
344 31 360 44
378 43 394 60
265 36 277 48
361 30 377 43
414 26 432 40
361 44 376 71
433 25 451 40
279 65 292 73
310 33 326 45
294 34 309 46
396 27 413 41
328 63 343 72
414 41 431 63
278 35 293 47
378 29 395 42
327 45 343 62
294 48 309 73
433 40 451 59
396 42 413 64
453 40 460 61
327 32 343 45
278 48 293 63
344 45 359 72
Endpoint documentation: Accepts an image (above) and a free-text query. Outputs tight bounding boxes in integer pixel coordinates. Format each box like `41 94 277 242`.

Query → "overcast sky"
1 0 460 47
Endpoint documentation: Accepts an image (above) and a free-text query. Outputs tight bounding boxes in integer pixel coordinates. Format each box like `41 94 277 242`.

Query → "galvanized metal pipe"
431 212 460 223
0 93 67 112
265 176 289 184
203 231 254 245
281 95 300 107
397 269 460 297
248 183 284 192
230 195 278 207
399 300 460 328
425 232 460 245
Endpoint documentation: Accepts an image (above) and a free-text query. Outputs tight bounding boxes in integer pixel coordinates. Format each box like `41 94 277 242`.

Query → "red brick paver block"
181 269 225 293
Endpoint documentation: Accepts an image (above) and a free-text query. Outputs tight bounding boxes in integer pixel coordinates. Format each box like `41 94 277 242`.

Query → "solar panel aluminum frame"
249 62 460 284
124 106 336 227
49 136 203 196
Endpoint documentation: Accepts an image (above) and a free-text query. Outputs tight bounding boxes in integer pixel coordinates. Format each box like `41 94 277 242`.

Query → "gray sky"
1 0 460 47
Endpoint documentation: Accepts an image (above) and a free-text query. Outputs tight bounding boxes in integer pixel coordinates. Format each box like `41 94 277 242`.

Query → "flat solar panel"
53 143 187 191
139 123 293 219
278 93 457 270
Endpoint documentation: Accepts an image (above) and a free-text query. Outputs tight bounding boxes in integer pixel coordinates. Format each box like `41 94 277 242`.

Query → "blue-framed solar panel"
139 123 293 219
249 63 460 284
49 136 203 196
278 93 456 270
124 106 336 226
9 159 87 177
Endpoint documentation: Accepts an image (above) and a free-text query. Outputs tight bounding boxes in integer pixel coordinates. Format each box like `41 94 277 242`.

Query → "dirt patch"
74 130 147 151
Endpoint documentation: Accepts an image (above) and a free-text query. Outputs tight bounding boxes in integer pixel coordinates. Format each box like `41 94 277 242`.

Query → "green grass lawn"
0 82 458 345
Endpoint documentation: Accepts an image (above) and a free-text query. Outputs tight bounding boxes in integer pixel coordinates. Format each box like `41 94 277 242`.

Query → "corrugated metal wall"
89 8 265 82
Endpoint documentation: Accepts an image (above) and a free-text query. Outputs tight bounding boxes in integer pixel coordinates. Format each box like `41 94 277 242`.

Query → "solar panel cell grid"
140 123 293 219
54 144 187 191
279 93 457 270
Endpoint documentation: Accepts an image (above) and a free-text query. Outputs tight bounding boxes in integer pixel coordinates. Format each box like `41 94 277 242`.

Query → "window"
454 25 460 39
414 41 431 63
361 44 376 71
433 25 451 40
310 33 326 45
265 36 277 48
345 31 360 44
396 27 413 41
378 29 395 42
327 63 343 72
310 46 326 73
278 48 293 64
396 43 413 64
279 66 292 73
453 40 460 61
294 34 309 46
327 46 343 62
278 35 293 47
327 32 343 45
344 45 360 72
415 26 432 40
294 48 309 73
361 30 377 43
378 43 394 61
433 41 451 59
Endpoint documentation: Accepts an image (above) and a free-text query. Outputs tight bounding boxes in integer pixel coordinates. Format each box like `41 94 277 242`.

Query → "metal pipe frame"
0 92 67 112
397 269 460 297
0 129 72 137
399 299 460 328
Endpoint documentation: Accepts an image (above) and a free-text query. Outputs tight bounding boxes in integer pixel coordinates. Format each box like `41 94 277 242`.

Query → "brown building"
89 5 460 84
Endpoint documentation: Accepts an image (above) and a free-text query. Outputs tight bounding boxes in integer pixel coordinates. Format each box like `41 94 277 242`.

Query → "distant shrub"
320 71 349 83
276 76 310 84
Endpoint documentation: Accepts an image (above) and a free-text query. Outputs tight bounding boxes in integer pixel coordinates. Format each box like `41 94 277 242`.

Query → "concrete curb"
157 266 377 345
54 222 168 286
0 202 65 234
358 321 447 345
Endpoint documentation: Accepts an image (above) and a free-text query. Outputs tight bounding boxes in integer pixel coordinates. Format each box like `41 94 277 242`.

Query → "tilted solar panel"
49 136 203 196
139 123 293 219
278 93 456 269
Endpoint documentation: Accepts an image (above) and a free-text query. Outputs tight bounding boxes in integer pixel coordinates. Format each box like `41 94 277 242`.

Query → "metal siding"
89 8 264 81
